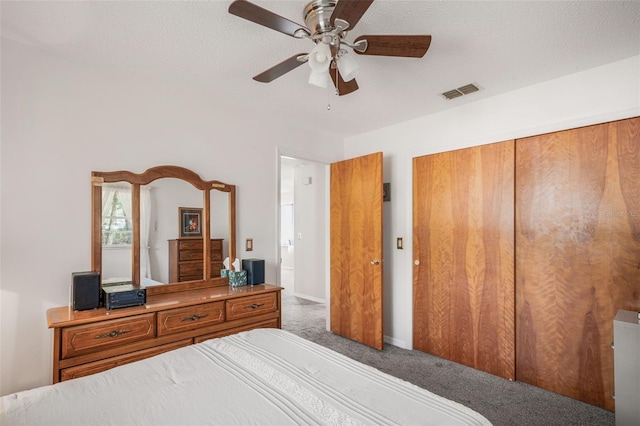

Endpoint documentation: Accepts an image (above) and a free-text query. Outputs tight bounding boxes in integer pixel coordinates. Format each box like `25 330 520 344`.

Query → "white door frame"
276 147 331 330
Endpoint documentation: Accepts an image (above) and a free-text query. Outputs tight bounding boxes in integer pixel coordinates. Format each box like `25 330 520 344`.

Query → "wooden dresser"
168 238 224 282
47 284 282 383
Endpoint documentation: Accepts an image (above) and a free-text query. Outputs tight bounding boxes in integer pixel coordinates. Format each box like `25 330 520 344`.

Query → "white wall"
0 38 343 396
293 162 326 302
278 157 326 302
344 55 640 350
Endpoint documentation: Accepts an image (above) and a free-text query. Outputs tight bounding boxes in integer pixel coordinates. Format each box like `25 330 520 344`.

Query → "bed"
1 328 491 425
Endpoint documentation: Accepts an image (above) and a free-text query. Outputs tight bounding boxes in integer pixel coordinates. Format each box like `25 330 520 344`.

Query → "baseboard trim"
292 292 325 304
384 335 409 350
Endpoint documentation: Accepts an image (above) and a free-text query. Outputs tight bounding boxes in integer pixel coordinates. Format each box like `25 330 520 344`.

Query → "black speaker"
72 271 100 311
242 259 265 285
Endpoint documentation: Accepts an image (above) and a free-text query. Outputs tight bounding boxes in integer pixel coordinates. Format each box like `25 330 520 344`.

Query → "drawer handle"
245 303 264 310
95 329 132 339
181 313 208 322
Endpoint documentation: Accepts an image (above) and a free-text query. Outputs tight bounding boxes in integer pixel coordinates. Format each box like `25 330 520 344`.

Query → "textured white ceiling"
2 0 639 137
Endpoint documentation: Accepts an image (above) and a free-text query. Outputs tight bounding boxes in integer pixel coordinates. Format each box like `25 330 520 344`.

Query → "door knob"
371 259 381 265
414 259 420 265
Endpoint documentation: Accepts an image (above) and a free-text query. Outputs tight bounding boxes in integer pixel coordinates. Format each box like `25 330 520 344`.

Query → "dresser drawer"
157 301 225 336
180 239 221 252
180 274 203 282
60 339 191 381
179 240 203 250
179 261 203 278
179 249 203 261
179 261 224 280
211 240 222 262
61 313 156 359
211 239 222 251
194 318 279 343
211 261 223 277
226 293 278 321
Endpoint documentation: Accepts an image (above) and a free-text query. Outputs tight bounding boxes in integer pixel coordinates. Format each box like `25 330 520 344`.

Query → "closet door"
413 141 515 380
515 117 640 410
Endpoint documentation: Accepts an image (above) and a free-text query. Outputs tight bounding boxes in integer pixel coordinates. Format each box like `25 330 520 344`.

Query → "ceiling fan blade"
330 68 359 96
330 0 374 31
253 54 309 83
229 0 310 38
353 35 432 57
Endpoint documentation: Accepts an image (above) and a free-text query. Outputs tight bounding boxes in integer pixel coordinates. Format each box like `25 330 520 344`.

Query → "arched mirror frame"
91 165 236 296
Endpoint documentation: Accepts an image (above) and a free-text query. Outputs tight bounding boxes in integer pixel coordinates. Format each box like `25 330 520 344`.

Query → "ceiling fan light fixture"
337 52 359 82
308 70 330 88
308 42 332 72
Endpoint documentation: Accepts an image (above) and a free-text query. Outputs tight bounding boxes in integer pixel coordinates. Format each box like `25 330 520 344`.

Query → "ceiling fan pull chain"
327 67 336 110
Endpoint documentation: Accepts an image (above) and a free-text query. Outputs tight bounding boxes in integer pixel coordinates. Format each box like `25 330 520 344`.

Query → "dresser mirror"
92 166 236 295
100 182 134 285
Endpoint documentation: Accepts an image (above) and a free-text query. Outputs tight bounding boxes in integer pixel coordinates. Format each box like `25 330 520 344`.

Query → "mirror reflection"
211 189 230 260
92 166 236 293
145 178 204 284
101 183 133 285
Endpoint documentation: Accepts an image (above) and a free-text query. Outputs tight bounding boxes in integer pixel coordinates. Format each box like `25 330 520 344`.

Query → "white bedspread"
1 328 491 425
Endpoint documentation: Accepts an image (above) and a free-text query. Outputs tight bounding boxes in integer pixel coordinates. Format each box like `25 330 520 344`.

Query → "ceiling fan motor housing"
304 0 337 36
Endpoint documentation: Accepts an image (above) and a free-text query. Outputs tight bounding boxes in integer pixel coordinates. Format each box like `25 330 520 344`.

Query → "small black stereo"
242 259 265 285
72 271 100 311
103 284 146 310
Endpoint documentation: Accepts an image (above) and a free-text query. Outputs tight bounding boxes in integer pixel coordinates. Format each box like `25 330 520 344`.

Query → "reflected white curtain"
117 191 133 229
101 187 117 240
140 187 152 279
101 185 153 280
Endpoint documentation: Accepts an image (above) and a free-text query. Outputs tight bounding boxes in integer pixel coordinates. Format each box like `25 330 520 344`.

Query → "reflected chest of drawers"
47 284 281 383
168 238 224 282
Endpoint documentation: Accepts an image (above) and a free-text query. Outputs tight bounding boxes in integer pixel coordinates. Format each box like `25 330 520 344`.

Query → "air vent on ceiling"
442 83 480 100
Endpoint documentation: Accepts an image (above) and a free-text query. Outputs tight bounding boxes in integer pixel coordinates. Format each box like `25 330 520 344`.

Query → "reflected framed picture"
179 207 202 238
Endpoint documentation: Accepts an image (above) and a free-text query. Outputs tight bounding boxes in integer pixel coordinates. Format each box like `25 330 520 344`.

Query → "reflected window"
102 188 132 246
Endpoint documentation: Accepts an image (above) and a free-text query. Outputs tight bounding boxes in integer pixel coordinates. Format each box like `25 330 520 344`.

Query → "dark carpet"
280 290 615 426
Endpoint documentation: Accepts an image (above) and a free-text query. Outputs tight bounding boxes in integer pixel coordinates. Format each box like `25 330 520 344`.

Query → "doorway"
278 155 327 304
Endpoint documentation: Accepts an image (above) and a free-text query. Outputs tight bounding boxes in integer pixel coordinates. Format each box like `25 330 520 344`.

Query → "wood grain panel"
330 152 383 350
61 313 156 359
226 293 277 321
157 301 225 336
515 116 640 411
193 318 279 343
61 339 191 381
413 141 515 379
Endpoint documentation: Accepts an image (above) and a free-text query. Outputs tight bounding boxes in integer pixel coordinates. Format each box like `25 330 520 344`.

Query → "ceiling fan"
228 0 432 96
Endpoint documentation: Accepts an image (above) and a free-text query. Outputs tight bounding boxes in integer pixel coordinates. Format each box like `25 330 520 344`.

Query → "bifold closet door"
413 141 515 380
515 117 640 411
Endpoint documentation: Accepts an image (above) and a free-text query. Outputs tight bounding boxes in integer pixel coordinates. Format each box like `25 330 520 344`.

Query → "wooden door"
413 141 515 380
330 152 384 350
515 117 640 410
